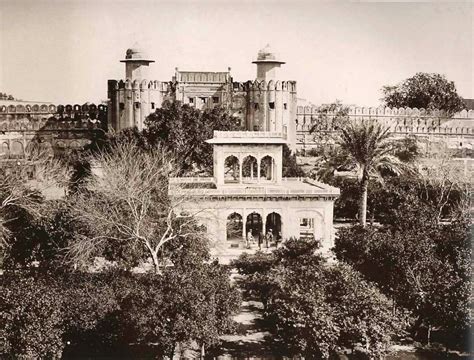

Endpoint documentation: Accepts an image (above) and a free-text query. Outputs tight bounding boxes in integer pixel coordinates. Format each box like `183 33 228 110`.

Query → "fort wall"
296 106 474 150
0 103 107 159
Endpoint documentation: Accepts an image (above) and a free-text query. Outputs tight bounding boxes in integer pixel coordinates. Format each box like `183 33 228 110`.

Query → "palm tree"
318 121 405 226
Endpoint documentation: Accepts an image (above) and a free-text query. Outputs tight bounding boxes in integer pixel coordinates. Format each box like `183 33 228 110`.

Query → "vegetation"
0 96 470 358
314 121 406 226
0 92 15 100
0 139 240 358
381 73 465 115
145 101 243 175
334 212 471 351
232 238 407 359
1 267 240 359
65 141 208 274
282 143 305 177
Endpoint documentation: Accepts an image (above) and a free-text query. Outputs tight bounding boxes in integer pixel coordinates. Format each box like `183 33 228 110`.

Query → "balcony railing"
213 130 287 140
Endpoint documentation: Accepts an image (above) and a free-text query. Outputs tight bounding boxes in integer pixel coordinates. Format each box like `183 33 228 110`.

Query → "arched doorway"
224 156 240 183
260 155 274 181
245 212 262 239
265 212 282 242
242 156 258 183
226 212 243 241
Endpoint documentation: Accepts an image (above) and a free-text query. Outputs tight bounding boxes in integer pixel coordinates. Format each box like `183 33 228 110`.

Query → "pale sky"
0 0 473 106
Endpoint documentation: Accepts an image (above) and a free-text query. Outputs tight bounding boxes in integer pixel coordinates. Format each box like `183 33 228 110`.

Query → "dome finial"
121 44 155 63
253 44 285 64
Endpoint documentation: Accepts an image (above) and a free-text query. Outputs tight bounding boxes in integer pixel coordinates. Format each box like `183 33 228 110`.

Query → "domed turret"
121 46 155 63
120 44 155 81
253 44 285 64
252 44 285 81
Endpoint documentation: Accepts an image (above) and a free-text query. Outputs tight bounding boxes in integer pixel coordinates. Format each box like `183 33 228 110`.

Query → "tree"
381 73 465 115
119 263 240 358
415 149 470 222
309 100 350 136
145 101 243 175
0 271 119 359
274 262 406 360
233 238 406 359
282 144 305 177
334 214 471 350
232 251 277 311
316 121 405 226
0 152 71 267
66 141 205 273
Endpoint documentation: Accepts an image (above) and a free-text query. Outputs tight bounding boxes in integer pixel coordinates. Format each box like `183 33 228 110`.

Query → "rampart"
0 103 108 159
296 106 474 149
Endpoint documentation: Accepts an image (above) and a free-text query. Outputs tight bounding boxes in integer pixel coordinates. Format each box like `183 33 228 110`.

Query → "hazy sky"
1 0 472 106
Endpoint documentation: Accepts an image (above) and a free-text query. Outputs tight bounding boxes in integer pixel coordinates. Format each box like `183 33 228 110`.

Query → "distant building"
0 101 106 161
107 44 298 148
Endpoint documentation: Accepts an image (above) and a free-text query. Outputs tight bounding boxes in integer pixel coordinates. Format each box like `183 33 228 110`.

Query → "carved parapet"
297 105 474 120
0 102 108 131
110 79 169 92
244 79 296 92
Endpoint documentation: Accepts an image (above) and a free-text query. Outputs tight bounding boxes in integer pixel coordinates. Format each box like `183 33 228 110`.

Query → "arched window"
260 155 274 181
226 212 243 242
242 156 258 183
224 155 240 184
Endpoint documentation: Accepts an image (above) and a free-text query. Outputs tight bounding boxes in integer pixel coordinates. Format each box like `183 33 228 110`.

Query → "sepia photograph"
0 0 472 358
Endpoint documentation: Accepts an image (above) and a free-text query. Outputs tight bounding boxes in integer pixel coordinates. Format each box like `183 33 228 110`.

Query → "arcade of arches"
224 154 276 184
226 211 282 243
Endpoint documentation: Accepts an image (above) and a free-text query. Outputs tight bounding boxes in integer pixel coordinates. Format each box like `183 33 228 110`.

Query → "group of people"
246 228 280 249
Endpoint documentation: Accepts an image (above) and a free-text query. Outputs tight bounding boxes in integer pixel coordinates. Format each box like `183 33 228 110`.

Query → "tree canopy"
232 238 407 359
381 73 465 115
145 101 243 175
334 216 471 350
315 121 406 226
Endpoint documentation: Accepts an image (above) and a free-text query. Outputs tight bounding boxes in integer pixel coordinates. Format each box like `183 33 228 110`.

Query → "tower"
246 45 297 149
107 46 170 133
120 47 155 81
252 44 285 82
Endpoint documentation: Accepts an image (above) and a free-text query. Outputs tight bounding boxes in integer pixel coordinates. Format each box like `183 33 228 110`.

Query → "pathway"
218 300 276 358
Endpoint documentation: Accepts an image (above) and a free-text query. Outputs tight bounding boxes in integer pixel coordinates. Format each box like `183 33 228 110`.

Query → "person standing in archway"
266 229 273 248
246 230 253 249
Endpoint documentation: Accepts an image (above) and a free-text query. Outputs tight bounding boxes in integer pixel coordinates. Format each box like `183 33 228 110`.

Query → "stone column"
270 159 274 181
239 157 243 184
257 159 261 183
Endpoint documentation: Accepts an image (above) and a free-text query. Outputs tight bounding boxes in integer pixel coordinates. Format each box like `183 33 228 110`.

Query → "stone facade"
107 44 299 148
169 131 339 256
296 105 474 151
0 101 106 162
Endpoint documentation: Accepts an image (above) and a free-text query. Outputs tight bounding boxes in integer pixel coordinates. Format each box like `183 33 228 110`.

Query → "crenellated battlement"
295 105 474 149
0 102 108 159
296 105 474 118
0 102 107 116
232 80 297 92
0 102 108 133
108 79 171 91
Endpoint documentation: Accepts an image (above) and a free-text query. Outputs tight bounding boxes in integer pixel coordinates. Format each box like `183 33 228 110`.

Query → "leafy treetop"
381 72 465 116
